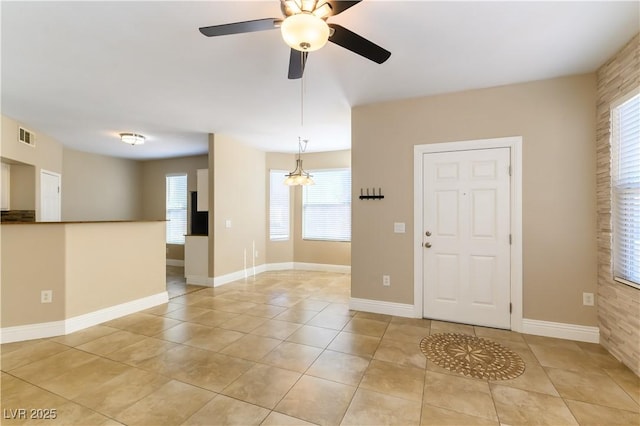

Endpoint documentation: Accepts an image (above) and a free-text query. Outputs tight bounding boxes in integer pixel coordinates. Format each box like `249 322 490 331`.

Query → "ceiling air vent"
18 126 36 147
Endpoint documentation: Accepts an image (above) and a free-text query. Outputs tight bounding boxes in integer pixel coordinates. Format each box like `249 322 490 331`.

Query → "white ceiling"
2 1 638 159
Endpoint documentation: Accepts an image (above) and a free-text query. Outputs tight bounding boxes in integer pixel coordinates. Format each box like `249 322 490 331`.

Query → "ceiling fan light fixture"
281 13 329 52
300 0 317 12
120 132 145 146
284 0 302 14
312 3 332 18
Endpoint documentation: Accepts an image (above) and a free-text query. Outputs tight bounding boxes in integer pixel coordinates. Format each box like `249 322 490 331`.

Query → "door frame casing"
413 136 523 332
40 168 62 222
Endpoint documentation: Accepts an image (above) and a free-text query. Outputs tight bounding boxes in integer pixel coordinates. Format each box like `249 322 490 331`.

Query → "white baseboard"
522 318 599 343
213 264 268 287
65 292 169 334
0 320 66 344
350 297 416 318
166 259 184 267
293 263 351 273
265 262 295 271
186 275 214 286
0 291 169 344
210 263 350 287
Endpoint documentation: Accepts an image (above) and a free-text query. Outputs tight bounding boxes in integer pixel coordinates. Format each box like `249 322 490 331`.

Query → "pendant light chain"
283 52 314 186
300 55 305 128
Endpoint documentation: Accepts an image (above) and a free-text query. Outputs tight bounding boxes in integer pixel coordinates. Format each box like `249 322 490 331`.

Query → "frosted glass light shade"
120 133 145 145
284 159 314 186
281 13 329 52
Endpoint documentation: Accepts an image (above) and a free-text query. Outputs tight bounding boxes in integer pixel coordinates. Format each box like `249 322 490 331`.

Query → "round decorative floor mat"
420 333 525 380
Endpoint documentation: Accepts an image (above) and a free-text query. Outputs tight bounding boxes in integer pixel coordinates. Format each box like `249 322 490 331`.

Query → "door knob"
424 242 432 248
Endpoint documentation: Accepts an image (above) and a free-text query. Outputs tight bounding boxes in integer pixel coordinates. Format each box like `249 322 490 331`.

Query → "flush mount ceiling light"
280 12 330 52
284 137 314 186
120 132 145 146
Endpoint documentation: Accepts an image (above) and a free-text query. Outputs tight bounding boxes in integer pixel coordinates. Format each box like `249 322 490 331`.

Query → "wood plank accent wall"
596 33 639 376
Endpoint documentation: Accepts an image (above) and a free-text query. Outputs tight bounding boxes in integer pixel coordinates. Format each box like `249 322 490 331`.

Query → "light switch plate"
225 219 232 229
394 222 406 233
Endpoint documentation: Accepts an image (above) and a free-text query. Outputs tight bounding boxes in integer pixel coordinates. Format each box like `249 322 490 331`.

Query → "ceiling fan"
199 0 391 79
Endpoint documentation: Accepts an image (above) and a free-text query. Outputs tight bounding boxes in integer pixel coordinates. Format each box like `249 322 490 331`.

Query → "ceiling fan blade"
199 18 280 37
321 1 362 17
288 49 308 79
328 23 391 64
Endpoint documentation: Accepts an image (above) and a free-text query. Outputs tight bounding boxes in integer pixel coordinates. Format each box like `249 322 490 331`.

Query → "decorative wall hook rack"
359 187 384 200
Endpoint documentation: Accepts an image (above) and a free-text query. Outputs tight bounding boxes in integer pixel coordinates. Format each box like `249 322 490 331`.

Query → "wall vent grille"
18 126 36 147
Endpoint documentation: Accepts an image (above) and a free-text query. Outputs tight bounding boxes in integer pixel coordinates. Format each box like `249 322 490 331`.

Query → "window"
270 170 290 241
611 91 640 288
302 169 351 242
166 174 187 244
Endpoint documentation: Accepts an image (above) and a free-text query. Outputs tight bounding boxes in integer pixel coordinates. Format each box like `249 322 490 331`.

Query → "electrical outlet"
382 275 391 287
583 292 594 306
41 290 53 304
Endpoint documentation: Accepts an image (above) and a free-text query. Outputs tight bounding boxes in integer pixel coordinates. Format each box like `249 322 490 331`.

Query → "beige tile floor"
1 269 639 425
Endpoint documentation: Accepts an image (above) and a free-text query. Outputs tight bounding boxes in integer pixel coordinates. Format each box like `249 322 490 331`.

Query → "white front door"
40 170 61 222
422 147 511 329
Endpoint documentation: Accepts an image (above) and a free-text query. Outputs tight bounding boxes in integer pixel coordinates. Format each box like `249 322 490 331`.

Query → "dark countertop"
1 220 167 225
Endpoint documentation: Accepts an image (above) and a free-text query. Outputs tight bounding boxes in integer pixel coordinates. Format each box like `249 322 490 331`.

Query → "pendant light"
284 137 314 186
284 54 314 186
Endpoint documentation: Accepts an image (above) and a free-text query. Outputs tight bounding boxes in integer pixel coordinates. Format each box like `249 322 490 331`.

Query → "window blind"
611 92 640 288
166 174 187 244
270 170 290 241
303 169 351 242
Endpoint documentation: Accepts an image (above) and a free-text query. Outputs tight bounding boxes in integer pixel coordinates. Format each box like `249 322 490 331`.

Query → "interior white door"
422 148 511 329
40 170 61 222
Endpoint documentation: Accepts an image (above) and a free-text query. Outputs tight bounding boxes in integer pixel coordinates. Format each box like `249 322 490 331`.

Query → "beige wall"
595 34 639 375
1 115 63 220
1 224 66 327
140 154 208 219
9 162 36 210
293 150 351 266
213 135 266 277
208 135 215 277
65 222 166 317
1 221 166 329
62 148 143 221
265 152 295 264
352 74 598 326
140 154 208 260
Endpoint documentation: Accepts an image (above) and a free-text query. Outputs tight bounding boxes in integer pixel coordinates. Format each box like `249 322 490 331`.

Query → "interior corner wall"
352 73 598 327
9 163 36 210
292 150 351 266
1 115 63 220
62 147 143 221
213 135 266 277
595 33 639 376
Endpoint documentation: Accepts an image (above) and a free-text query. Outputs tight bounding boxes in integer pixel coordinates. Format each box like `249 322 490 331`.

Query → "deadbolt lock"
425 231 432 236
